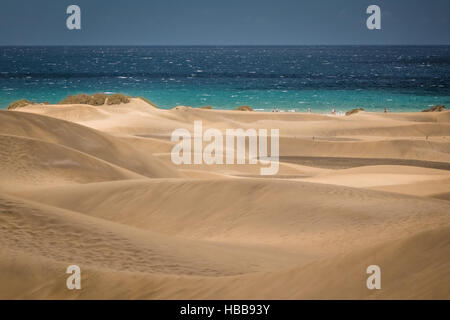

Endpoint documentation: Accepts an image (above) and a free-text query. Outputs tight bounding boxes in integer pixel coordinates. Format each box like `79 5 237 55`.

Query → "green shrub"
345 108 364 116
7 99 34 110
422 105 446 112
59 94 92 105
106 93 130 105
59 93 131 106
90 93 108 106
234 105 254 111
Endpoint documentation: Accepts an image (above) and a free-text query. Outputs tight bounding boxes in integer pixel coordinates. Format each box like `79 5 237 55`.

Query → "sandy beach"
0 98 449 299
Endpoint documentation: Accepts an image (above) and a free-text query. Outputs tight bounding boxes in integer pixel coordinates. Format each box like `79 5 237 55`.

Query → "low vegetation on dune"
172 106 192 110
59 93 131 106
234 105 254 111
90 93 108 106
7 93 137 110
422 105 446 112
106 93 130 105
59 94 92 105
7 99 49 110
7 99 35 110
345 108 365 116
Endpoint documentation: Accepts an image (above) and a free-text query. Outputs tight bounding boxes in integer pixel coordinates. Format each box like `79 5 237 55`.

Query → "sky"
0 0 449 45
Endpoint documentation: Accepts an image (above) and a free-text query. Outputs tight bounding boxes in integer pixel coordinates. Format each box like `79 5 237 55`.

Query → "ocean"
1 46 449 112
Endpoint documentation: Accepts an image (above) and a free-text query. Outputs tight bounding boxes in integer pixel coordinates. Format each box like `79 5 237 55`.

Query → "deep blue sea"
1 46 449 112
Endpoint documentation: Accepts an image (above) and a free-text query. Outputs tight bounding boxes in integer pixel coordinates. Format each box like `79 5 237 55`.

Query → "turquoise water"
1 46 449 112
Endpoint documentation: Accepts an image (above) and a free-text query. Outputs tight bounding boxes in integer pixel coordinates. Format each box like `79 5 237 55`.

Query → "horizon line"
1 44 450 47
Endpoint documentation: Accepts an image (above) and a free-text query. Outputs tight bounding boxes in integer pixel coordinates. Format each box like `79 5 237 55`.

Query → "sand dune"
278 138 450 163
0 110 182 179
1 218 447 299
1 101 449 299
369 178 450 200
301 165 450 186
0 134 144 185
0 193 295 276
9 178 450 254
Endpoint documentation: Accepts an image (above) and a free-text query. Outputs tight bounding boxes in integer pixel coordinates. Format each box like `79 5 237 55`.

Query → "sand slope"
1 101 449 299
9 179 450 254
0 111 182 179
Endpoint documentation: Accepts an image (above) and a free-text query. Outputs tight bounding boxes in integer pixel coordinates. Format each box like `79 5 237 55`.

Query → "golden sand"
0 99 449 299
